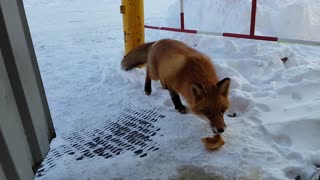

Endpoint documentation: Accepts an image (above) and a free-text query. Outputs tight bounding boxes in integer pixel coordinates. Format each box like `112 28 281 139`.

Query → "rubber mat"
35 105 166 178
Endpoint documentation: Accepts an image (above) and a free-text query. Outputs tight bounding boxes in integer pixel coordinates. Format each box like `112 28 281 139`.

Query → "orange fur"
122 39 231 133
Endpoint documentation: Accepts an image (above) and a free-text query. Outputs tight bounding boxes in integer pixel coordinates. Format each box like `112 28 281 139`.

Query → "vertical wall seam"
0 5 43 171
16 0 56 140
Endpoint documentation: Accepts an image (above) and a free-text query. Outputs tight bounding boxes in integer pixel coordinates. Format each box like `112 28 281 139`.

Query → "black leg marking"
169 89 187 114
144 70 151 95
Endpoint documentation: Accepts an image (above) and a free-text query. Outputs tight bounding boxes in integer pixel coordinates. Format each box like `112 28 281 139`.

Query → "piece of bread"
201 134 225 150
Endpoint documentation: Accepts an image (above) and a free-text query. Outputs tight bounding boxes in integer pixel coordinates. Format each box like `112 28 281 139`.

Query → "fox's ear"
217 78 231 97
192 83 207 100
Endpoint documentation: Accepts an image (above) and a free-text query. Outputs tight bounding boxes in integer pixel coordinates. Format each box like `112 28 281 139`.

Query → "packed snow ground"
24 0 320 179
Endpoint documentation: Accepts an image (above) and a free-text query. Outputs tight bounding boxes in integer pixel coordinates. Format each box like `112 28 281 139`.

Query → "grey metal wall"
0 0 55 179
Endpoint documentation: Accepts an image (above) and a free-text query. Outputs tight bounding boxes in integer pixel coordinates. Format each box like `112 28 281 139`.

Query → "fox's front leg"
144 69 152 95
169 89 187 114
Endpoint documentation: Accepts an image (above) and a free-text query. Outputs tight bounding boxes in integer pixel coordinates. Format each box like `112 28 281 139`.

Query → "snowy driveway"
24 0 320 179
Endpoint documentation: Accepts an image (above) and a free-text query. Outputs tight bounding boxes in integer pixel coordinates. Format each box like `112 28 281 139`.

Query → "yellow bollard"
120 0 145 55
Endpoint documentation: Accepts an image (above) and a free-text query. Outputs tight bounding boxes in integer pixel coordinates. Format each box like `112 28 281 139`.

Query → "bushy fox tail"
121 41 156 71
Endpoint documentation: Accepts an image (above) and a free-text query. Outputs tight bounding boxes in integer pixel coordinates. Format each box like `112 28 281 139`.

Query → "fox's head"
190 78 231 134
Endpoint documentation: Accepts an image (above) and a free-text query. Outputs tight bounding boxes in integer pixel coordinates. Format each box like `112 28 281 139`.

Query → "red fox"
121 39 231 133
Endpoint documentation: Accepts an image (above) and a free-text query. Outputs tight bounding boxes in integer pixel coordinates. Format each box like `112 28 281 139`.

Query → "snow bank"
167 0 320 41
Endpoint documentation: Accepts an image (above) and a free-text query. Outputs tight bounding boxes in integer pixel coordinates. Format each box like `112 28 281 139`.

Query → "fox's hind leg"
169 89 187 114
144 69 152 95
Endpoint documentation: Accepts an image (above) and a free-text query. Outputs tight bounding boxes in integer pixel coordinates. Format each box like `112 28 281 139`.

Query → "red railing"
145 0 320 46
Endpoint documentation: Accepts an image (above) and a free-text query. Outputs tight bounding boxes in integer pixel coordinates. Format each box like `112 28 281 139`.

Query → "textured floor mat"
36 105 165 177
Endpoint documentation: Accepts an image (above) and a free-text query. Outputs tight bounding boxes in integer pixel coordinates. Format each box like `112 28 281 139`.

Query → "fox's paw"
144 86 152 95
176 106 188 114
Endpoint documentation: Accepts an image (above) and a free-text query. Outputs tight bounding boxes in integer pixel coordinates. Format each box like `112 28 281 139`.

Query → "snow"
23 0 320 179
167 0 320 41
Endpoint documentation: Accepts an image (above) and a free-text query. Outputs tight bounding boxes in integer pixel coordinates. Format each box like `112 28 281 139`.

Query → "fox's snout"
217 128 224 133
212 127 225 133
210 118 226 134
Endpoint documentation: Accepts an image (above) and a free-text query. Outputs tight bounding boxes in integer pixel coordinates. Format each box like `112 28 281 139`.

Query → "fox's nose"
217 128 224 133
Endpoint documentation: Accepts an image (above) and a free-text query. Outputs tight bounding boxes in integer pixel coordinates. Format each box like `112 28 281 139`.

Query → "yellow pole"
120 0 145 55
